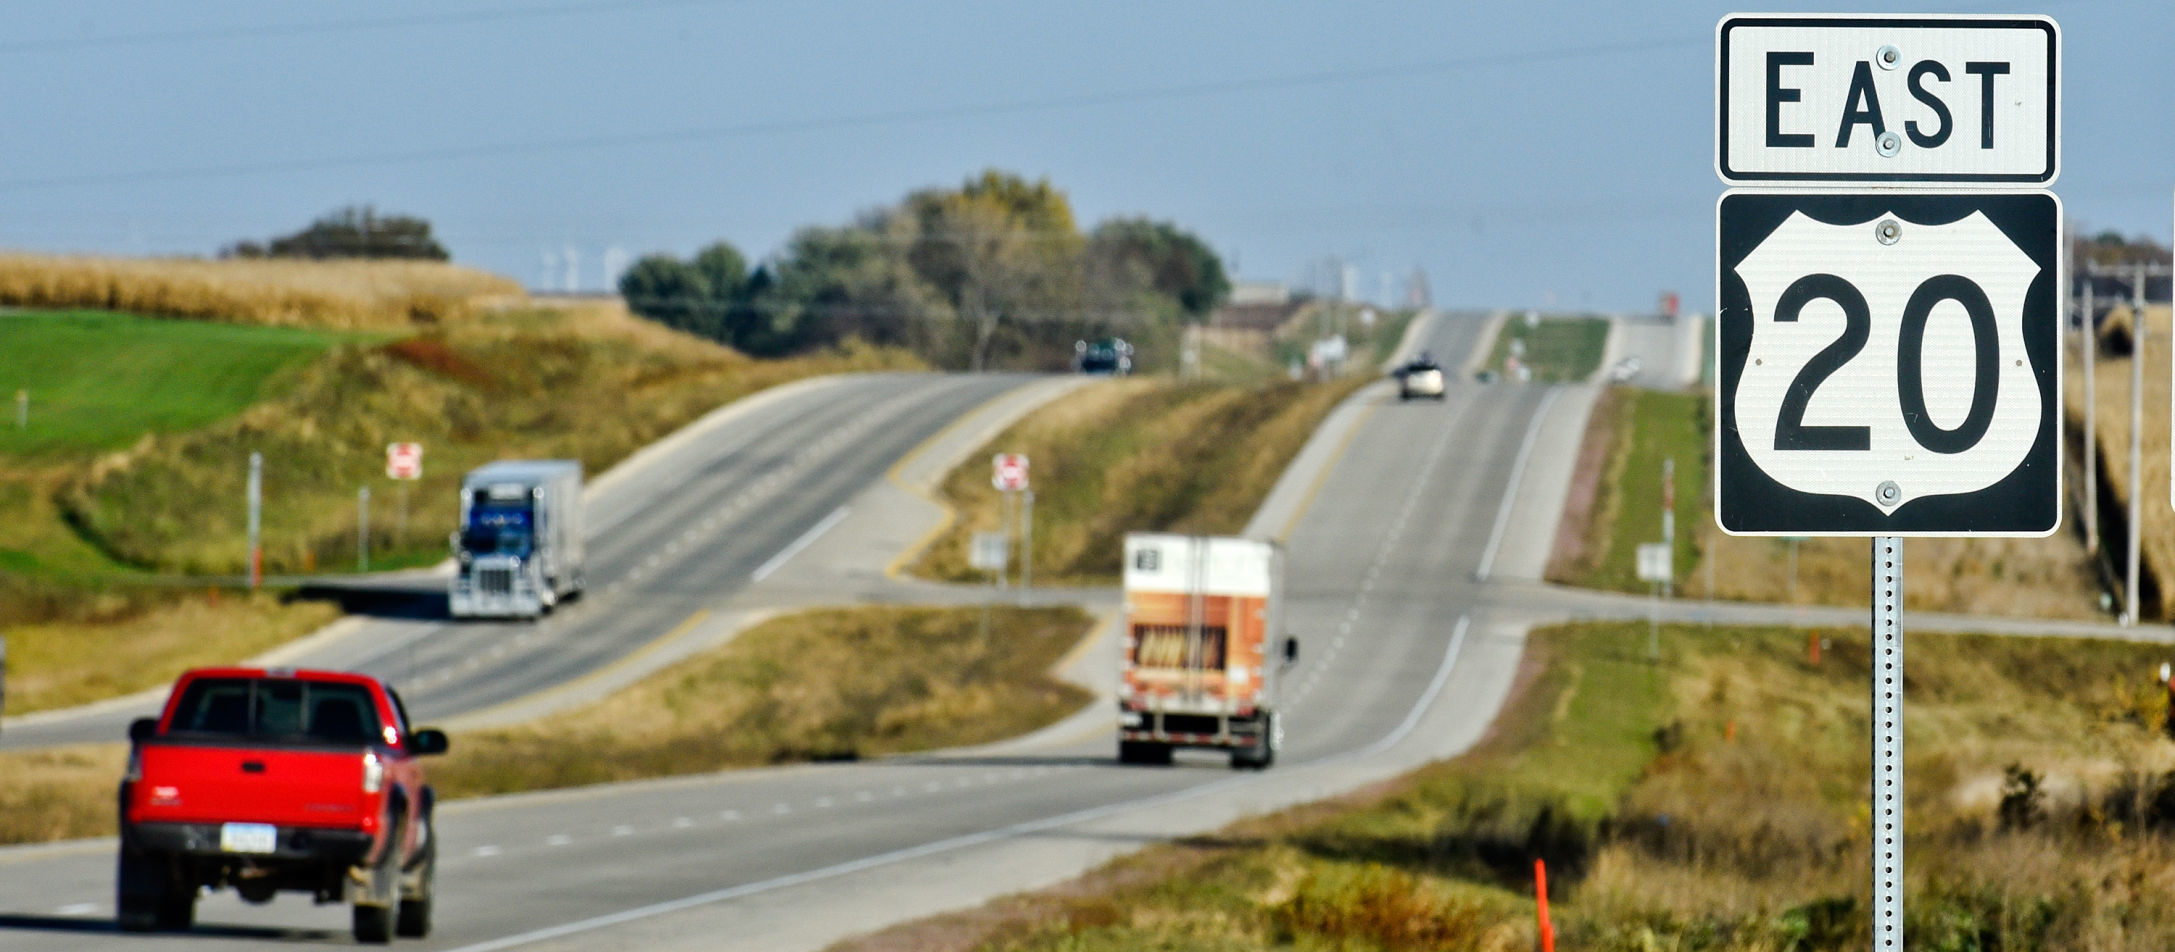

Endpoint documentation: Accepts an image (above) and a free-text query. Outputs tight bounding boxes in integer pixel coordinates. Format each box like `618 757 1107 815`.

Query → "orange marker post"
1534 858 1555 952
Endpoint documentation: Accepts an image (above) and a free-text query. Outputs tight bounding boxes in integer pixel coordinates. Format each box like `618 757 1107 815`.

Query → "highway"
0 372 1047 749
0 308 1611 949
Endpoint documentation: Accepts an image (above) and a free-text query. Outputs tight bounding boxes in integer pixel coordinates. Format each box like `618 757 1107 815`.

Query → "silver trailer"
448 460 584 619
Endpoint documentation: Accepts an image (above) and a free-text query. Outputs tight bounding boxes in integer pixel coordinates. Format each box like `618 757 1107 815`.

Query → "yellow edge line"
880 383 1036 580
449 608 717 728
1274 388 1387 543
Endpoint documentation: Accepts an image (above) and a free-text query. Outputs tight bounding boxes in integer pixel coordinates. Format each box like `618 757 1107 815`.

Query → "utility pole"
2082 271 2097 556
2127 265 2146 625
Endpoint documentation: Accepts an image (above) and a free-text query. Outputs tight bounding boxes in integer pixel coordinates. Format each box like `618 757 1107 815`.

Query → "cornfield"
0 252 524 329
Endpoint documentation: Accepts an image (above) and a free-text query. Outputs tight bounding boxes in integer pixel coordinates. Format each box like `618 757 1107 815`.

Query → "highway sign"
991 453 1029 492
1717 15 2057 185
385 442 423 480
1636 543 1672 584
969 531 1009 571
1715 191 2061 536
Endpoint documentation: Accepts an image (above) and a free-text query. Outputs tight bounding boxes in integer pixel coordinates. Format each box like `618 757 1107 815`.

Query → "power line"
0 0 763 55
0 34 1693 194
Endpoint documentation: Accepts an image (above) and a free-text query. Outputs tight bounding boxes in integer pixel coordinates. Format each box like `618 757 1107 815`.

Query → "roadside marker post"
247 452 263 590
385 442 422 555
1714 16 2060 949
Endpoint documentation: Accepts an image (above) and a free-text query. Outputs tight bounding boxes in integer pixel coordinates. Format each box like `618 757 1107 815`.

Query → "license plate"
219 822 278 854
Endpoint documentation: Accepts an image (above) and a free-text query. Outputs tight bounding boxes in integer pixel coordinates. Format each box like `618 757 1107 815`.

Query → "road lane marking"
813 797 834 809
773 803 792 814
674 817 693 828
612 826 635 836
56 903 96 916
546 834 571 846
472 846 501 857
720 810 741 821
1354 616 1469 758
751 506 851 582
1473 388 1562 581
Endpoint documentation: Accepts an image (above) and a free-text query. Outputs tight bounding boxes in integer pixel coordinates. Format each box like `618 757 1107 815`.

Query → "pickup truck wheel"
396 841 435 938
117 848 191 932
353 901 394 944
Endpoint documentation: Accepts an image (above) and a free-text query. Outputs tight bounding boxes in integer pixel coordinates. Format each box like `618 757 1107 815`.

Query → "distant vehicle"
1609 356 1643 383
1474 369 1500 384
1117 534 1296 769
1074 338 1134 376
1394 354 1446 400
118 667 449 942
449 460 584 620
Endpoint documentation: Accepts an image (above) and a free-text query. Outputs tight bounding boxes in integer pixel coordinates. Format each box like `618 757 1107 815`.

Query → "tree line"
617 170 1230 370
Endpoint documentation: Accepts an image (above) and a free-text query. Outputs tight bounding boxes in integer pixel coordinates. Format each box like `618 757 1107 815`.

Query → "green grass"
847 622 2175 952
1486 315 1609 383
1555 388 1709 594
0 309 362 457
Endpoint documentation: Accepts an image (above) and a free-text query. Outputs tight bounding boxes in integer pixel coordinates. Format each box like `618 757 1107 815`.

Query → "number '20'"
1771 273 2001 455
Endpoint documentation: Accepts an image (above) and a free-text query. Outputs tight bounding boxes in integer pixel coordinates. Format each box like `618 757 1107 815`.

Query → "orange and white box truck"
1118 533 1296 769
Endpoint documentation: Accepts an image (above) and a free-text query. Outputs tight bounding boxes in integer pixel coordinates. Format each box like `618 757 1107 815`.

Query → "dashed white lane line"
922 781 943 793
612 825 635 837
855 791 874 802
473 845 502 857
546 834 572 847
813 797 834 809
56 903 97 916
719 809 741 821
773 803 792 815
891 785 909 797
673 817 694 828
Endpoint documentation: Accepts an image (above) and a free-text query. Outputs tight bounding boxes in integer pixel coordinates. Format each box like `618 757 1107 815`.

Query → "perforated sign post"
1715 15 2059 951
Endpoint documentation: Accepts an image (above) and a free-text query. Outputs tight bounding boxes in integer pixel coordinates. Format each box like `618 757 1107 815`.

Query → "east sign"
1717 15 2057 185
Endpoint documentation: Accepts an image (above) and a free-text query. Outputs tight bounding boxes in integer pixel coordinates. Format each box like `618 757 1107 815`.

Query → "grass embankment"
0 605 1097 845
909 376 1367 585
2 296 918 716
841 623 2175 952
1550 387 2100 617
1485 314 1608 382
0 252 522 329
2073 304 2175 619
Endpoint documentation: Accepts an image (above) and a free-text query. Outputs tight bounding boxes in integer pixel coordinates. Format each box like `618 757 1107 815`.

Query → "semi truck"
1117 533 1296 769
447 460 584 619
118 667 448 942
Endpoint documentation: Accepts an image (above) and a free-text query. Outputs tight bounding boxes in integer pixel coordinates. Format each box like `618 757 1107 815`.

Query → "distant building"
1227 281 1291 306
1213 281 1304 331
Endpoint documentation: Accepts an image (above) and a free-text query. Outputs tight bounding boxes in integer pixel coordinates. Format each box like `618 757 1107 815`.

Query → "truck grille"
476 567 514 595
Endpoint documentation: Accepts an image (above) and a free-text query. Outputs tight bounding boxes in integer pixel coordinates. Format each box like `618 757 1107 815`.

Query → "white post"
1661 458 1675 599
997 489 1012 590
247 452 263 590
1021 489 1034 592
1872 537 1905 951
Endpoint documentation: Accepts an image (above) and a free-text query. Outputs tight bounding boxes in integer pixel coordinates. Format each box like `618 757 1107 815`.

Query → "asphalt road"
0 311 1599 950
0 372 1038 749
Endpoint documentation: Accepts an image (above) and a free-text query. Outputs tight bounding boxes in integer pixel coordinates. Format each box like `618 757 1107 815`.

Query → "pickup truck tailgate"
130 743 372 829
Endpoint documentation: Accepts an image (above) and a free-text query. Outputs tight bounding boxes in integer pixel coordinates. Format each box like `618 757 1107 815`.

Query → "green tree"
224 205 450 260
899 171 1085 371
618 254 712 338
1087 218 1230 319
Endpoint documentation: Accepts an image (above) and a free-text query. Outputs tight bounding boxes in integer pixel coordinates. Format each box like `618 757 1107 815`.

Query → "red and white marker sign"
385 442 424 480
991 453 1029 492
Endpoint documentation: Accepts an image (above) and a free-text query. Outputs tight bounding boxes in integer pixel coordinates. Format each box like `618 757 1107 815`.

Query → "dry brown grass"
0 252 524 329
429 605 1094 799
4 592 338 714
0 744 127 844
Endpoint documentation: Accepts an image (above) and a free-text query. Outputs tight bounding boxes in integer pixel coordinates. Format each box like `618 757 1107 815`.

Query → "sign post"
247 452 263 590
991 453 1030 590
1715 16 2059 950
385 443 423 551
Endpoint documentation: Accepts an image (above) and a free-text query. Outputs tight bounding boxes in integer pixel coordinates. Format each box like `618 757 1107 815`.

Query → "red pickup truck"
118 667 449 943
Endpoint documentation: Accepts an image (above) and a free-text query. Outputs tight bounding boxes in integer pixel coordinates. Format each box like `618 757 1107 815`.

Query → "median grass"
909 376 1367 585
1550 386 2101 618
837 622 2175 952
1484 314 1608 382
0 604 1098 844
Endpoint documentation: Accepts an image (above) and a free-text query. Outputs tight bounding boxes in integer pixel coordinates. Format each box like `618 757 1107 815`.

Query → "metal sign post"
1714 17 2059 950
247 452 263 590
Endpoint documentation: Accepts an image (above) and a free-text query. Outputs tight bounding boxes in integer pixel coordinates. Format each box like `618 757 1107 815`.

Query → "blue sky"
0 1 2163 313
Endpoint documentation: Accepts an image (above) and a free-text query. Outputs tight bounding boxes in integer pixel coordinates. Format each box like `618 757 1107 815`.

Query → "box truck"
447 460 584 619
1117 533 1296 769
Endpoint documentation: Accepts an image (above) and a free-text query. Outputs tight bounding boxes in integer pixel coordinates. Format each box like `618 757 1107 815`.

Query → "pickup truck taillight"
361 752 384 794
